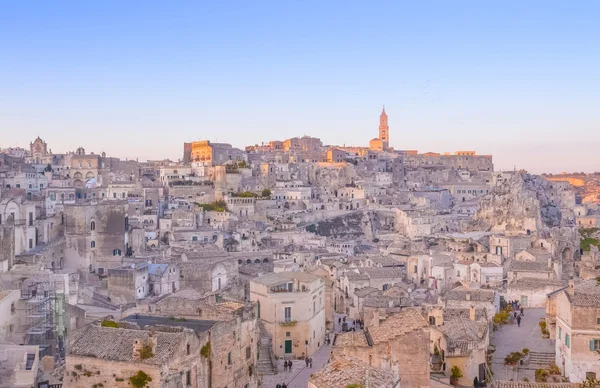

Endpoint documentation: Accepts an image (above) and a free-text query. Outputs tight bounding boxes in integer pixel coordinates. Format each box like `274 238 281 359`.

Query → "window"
227 352 232 365
29 239 33 249
91 241 95 248
90 221 95 231
558 327 562 340
113 193 116 198
186 370 191 386
11 302 15 314
284 307 292 322
597 317 600 325
286 331 291 337
429 316 436 325
246 346 251 359
565 334 570 348
113 249 122 256
187 343 190 355
591 339 600 351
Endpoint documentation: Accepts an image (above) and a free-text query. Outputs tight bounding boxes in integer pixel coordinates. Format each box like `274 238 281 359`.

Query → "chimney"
133 339 142 359
567 277 575 296
469 305 475 321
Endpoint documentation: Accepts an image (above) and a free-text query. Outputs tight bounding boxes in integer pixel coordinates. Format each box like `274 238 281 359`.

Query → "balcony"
279 318 298 326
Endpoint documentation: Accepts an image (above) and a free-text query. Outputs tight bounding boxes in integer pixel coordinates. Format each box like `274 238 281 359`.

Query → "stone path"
490 308 554 382
260 344 331 388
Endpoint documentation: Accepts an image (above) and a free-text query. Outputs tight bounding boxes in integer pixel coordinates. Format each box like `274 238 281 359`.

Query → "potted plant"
450 366 463 386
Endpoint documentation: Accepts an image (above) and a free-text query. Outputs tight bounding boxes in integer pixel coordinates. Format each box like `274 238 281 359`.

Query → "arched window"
91 241 95 248
192 236 198 241
90 221 96 231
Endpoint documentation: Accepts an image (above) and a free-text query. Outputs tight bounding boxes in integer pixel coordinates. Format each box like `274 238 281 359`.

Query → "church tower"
379 106 389 148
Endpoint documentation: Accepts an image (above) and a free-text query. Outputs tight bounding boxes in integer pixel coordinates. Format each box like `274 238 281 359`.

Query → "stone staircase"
523 351 556 370
257 320 278 375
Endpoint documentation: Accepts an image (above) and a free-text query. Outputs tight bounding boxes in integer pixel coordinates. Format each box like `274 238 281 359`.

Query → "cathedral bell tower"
379 106 389 149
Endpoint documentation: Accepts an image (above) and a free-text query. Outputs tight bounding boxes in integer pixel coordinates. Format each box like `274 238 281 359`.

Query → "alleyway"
260 344 331 388
490 308 555 382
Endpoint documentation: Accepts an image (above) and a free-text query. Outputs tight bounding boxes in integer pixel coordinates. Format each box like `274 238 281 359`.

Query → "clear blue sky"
1 1 599 173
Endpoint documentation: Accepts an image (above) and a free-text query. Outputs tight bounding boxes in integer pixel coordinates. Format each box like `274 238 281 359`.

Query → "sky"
1 1 599 173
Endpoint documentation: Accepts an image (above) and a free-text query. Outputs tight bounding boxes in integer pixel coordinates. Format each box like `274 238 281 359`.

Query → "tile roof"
443 308 487 322
309 356 399 388
368 308 427 344
360 267 405 279
570 279 600 307
443 286 495 302
69 324 188 365
509 260 552 272
354 287 380 298
333 332 369 348
439 317 487 342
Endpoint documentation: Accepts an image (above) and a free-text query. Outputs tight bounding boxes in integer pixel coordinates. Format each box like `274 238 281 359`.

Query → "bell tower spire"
379 106 389 148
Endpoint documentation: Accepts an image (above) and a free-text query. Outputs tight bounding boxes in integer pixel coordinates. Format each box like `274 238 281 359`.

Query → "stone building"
549 279 600 381
332 308 430 388
309 356 400 388
64 319 211 388
250 272 326 358
430 310 490 385
64 200 128 274
0 195 38 255
0 344 39 388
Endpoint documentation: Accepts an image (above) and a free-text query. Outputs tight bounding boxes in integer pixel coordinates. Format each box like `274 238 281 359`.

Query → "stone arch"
85 172 95 179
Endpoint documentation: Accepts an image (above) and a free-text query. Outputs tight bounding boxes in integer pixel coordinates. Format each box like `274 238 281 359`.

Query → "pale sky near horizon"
1 1 599 174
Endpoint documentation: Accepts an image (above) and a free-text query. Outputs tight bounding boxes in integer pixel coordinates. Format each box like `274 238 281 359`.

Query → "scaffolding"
20 278 67 361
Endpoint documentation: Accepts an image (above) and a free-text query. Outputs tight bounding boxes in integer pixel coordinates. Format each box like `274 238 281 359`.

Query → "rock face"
305 210 379 239
470 172 569 233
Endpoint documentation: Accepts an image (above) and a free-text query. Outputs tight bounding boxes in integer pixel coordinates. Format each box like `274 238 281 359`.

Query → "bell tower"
379 106 389 148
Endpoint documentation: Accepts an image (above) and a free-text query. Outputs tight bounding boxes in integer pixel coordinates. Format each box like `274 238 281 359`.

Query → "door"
495 246 502 255
284 340 292 354
520 295 528 307
257 301 260 319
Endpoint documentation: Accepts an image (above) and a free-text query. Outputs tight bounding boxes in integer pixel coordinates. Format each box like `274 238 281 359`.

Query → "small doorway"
284 340 292 354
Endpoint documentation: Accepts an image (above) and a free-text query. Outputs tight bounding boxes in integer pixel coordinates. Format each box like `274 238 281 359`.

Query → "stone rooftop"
439 317 487 342
443 307 488 322
354 286 380 298
368 308 428 344
509 260 552 272
69 323 191 366
309 356 399 388
443 286 495 302
333 332 369 348
360 267 404 279
569 278 600 307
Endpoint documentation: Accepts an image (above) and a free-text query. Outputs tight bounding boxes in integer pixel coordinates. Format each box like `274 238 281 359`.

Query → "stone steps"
256 320 278 376
521 352 555 370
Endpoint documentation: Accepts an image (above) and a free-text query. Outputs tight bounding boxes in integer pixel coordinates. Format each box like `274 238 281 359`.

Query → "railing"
279 318 298 326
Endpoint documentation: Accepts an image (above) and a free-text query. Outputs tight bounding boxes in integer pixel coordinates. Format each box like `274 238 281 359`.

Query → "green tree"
261 188 271 197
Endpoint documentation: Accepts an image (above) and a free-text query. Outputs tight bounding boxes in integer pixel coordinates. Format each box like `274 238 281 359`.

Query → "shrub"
74 364 82 371
200 342 211 358
129 371 152 388
539 321 550 336
450 365 463 379
522 348 530 354
115 378 124 382
139 343 154 360
548 362 561 375
535 368 549 382
261 188 271 197
195 200 228 212
504 352 524 366
101 319 119 328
